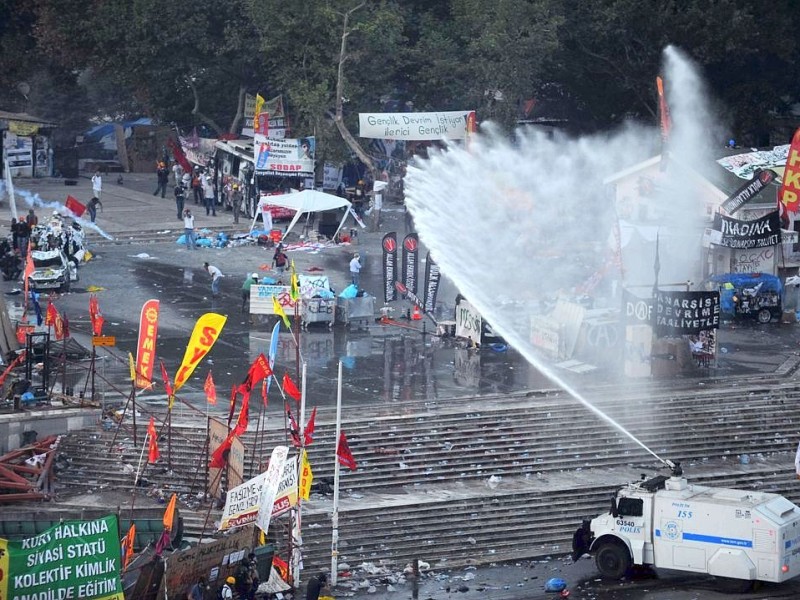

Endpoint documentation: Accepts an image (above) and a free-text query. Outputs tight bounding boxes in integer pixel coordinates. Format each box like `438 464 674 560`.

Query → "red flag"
166 137 192 174
89 294 104 336
283 373 301 402
286 404 301 447
23 244 34 303
160 360 173 397
336 431 357 470
228 384 238 427
65 195 86 217
780 127 800 214
261 378 268 408
209 431 234 468
249 353 273 388
303 406 317 446
147 417 160 464
61 313 70 339
272 555 289 582
204 371 217 405
45 302 59 327
233 389 250 437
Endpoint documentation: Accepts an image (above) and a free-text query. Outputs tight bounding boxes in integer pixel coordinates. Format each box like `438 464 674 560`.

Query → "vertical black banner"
402 233 419 295
423 251 441 313
382 232 397 303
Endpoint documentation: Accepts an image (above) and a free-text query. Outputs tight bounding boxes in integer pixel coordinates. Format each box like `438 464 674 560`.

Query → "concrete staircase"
54 377 800 573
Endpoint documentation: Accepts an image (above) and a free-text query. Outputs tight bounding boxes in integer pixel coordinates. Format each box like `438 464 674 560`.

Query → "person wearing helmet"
219 576 235 599
242 272 259 314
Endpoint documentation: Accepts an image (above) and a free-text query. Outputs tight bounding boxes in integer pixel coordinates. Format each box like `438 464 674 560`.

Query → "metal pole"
3 159 18 220
330 360 343 586
292 362 307 589
131 385 137 448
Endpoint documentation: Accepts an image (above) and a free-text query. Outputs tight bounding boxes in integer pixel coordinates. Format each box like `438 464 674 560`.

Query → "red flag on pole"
303 406 317 446
160 360 174 407
89 294 104 336
204 371 217 405
45 302 59 327
65 195 86 217
209 431 234 468
336 431 357 470
283 373 301 402
286 404 301 447
147 417 160 464
232 390 250 437
779 127 800 214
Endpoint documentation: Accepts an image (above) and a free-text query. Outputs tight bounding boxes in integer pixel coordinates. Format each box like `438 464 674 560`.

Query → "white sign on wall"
454 297 482 341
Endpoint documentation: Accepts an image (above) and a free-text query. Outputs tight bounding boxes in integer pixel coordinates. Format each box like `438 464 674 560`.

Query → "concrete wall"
0 408 99 453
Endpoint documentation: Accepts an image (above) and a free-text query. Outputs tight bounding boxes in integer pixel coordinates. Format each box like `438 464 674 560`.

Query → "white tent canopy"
251 189 356 239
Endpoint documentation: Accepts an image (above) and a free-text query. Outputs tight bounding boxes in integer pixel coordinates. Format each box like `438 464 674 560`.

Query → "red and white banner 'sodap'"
135 299 160 389
780 128 800 214
173 313 227 393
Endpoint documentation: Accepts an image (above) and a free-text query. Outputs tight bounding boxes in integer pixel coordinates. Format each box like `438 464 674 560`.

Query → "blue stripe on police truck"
655 530 752 548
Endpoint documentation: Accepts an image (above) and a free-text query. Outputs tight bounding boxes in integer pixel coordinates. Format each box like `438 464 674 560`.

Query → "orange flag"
120 523 136 570
204 371 217 405
147 417 160 464
163 493 177 531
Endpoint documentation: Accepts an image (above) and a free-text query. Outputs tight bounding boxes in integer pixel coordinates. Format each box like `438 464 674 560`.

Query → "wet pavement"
6 175 800 599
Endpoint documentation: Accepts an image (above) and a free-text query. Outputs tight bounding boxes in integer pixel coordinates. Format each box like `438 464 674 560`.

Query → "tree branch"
334 2 376 176
228 83 247 134
186 77 224 135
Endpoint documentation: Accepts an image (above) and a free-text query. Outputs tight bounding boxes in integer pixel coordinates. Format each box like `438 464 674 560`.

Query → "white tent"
251 189 357 239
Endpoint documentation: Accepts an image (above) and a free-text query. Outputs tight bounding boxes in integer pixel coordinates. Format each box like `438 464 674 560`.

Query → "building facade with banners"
0 110 57 178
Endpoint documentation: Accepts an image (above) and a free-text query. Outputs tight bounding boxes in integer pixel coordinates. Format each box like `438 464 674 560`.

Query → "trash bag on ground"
339 284 358 299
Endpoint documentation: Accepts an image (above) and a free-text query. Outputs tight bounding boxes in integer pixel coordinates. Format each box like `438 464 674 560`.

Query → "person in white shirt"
183 208 196 250
349 252 361 287
172 162 183 186
91 170 102 199
204 262 223 296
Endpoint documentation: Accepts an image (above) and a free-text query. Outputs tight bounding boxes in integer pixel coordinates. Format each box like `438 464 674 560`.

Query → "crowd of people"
2 209 86 281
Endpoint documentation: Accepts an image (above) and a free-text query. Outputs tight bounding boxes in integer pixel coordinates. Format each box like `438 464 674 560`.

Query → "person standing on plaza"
272 244 288 274
154 162 169 198
87 196 103 223
349 252 362 287
174 184 186 220
26 209 38 228
202 172 216 216
204 262 223 296
171 161 183 186
191 168 203 205
10 218 19 251
231 183 243 225
241 272 258 313
91 170 102 199
183 208 196 250
16 219 30 259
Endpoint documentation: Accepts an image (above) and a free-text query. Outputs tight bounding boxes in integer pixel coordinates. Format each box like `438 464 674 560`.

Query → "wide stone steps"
56 384 800 495
54 380 800 573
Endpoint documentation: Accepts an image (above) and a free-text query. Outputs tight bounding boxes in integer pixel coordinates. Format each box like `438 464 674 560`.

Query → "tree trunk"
334 2 376 180
228 84 248 134
187 77 224 136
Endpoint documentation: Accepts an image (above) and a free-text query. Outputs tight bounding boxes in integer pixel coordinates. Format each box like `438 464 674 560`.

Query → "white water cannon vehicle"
572 461 800 587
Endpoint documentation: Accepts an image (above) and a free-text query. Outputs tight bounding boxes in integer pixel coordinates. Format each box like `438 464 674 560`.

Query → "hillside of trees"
2 0 798 154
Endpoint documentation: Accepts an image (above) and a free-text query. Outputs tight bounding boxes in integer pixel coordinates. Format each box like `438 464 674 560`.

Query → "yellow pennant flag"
290 260 300 301
173 313 227 392
128 352 136 383
272 296 291 329
300 449 313 501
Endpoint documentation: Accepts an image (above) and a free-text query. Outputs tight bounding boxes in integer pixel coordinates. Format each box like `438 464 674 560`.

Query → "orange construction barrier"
411 305 422 320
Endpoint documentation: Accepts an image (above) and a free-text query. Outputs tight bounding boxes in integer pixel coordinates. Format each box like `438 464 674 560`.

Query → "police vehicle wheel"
757 308 771 324
595 542 631 580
